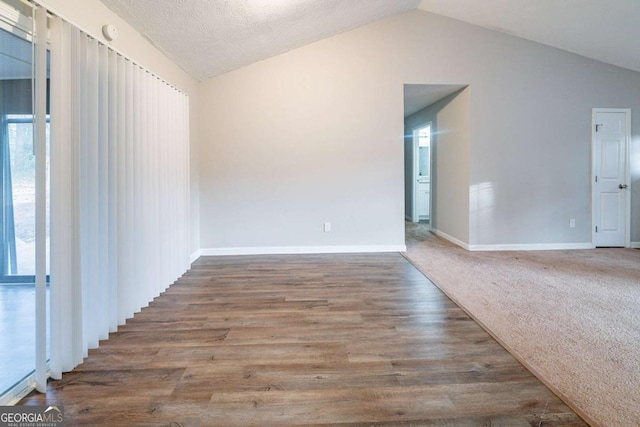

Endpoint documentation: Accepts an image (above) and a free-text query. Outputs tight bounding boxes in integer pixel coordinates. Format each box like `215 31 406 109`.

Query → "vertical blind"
47 15 190 381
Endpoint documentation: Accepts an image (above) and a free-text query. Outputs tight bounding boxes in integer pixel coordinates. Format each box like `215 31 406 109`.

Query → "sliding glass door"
0 0 49 404
2 0 190 403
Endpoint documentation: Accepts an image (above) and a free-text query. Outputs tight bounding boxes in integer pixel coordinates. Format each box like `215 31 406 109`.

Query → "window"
1 114 50 282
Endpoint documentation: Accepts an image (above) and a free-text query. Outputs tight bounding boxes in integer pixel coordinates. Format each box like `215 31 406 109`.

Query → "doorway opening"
403 83 468 249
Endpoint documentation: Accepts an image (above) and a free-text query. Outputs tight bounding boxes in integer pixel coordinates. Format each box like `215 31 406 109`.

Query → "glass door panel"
3 114 49 280
0 11 49 400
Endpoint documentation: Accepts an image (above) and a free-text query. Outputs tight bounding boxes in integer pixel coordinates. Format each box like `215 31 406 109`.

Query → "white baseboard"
199 245 407 256
405 214 412 221
468 242 593 251
431 229 470 250
631 242 640 249
430 229 594 252
190 249 202 263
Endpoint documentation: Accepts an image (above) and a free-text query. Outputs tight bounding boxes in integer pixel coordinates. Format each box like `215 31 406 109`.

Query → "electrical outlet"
324 222 331 232
569 219 576 228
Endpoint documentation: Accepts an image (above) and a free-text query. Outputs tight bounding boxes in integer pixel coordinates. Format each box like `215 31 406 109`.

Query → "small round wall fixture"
102 24 118 41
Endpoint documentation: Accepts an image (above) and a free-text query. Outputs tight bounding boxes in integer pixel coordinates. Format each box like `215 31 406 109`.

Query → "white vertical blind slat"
97 43 109 340
116 54 127 325
183 96 191 270
85 37 99 349
78 28 89 359
152 77 160 294
71 25 84 368
160 83 170 287
142 71 151 304
107 49 119 332
124 60 135 320
134 65 144 311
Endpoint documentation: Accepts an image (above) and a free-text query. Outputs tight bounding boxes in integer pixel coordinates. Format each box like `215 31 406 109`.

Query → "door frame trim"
591 108 631 248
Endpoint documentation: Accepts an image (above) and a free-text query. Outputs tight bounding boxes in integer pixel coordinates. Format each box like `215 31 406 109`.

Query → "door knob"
619 184 628 189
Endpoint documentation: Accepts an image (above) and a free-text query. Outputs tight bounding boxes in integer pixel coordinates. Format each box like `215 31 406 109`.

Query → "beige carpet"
404 224 640 427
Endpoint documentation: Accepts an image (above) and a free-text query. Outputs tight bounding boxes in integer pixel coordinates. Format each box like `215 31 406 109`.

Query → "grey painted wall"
199 10 640 250
404 88 470 243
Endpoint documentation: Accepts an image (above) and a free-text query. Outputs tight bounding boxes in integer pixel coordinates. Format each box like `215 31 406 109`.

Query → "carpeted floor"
403 222 640 427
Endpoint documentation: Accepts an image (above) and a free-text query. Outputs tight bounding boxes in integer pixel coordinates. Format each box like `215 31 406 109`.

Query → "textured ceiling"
418 0 640 74
99 0 421 81
99 0 640 82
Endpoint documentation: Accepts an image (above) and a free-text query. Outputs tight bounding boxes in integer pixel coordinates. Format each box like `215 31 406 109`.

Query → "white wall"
198 36 406 252
632 126 640 247
436 89 470 244
199 10 640 250
40 0 202 253
405 88 470 244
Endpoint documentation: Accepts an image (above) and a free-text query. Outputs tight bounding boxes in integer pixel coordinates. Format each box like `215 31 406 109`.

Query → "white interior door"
412 123 431 222
592 109 630 247
411 128 419 222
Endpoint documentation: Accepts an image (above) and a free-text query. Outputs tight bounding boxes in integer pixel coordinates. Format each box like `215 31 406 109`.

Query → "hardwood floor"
20 253 586 426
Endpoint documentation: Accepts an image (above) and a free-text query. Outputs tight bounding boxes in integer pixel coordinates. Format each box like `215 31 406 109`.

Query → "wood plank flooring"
20 253 586 426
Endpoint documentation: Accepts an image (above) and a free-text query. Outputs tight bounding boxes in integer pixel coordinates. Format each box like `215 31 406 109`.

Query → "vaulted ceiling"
99 0 640 82
418 0 640 76
98 0 420 81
